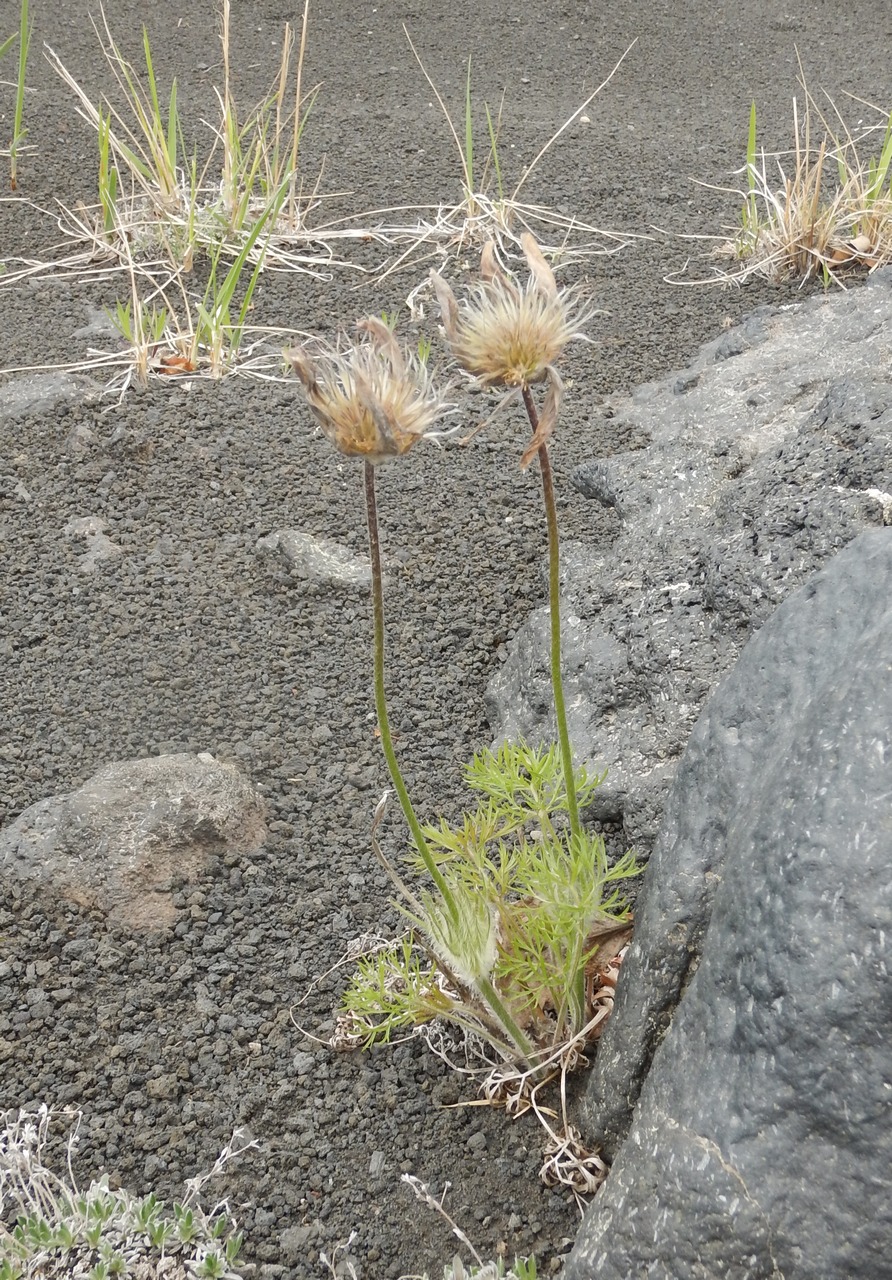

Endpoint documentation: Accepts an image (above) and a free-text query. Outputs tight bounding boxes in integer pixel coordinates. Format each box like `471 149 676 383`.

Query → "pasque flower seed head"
289 317 450 465
431 234 592 465
431 235 586 387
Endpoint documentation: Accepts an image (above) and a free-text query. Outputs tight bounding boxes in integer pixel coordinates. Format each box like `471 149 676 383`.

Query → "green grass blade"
202 179 288 362
142 27 162 134
294 82 319 145
0 32 17 60
108 299 133 342
183 151 198 263
231 181 289 342
836 149 848 189
233 137 265 230
166 78 179 179
744 99 758 228
867 112 892 202
199 247 221 327
141 25 177 196
98 106 119 232
10 0 31 188
113 133 153 182
464 55 473 193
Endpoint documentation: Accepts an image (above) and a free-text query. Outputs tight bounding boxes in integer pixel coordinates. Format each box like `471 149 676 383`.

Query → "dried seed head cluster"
431 234 587 388
431 234 592 465
289 317 449 465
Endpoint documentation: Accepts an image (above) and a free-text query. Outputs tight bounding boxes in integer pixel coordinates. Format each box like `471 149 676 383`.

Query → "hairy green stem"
421 941 530 1062
521 387 582 841
565 937 588 1038
476 975 535 1066
364 462 458 923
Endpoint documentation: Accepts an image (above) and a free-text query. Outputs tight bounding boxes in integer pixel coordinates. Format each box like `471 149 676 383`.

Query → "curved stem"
364 462 458 923
476 975 536 1066
521 388 582 842
417 938 531 1063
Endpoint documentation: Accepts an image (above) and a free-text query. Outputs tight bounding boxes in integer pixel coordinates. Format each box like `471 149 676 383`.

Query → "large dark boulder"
564 529 892 1279
487 271 892 849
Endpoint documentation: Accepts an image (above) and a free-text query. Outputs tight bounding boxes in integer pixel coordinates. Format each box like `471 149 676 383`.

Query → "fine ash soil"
0 1 888 1276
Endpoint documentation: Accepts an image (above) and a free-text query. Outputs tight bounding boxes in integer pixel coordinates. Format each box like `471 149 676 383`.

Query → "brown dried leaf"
480 240 508 287
520 232 558 297
357 315 406 379
287 347 318 393
429 270 461 345
157 353 195 374
519 365 564 468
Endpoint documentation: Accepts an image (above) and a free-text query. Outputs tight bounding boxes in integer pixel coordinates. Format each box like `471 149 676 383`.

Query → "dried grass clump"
705 73 892 286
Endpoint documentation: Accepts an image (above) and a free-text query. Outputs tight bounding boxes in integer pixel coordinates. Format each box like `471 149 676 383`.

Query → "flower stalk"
521 385 582 843
432 235 589 838
364 460 459 925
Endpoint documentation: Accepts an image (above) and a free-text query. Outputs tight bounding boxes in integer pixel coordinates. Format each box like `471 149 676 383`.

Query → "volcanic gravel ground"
1 0 889 1275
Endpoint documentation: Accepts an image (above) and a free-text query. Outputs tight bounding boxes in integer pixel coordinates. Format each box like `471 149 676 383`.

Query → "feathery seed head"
288 317 449 465
431 233 590 390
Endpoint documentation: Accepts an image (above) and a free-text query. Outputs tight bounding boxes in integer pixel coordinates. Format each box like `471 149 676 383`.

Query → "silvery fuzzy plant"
0 1105 252 1280
289 238 639 1084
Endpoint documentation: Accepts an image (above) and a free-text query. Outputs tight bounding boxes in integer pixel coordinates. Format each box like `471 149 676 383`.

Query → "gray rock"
64 514 124 572
487 270 892 848
0 475 33 502
0 752 267 929
256 529 370 586
280 1221 320 1257
66 422 97 458
565 530 892 1279
146 1073 180 1101
0 371 98 421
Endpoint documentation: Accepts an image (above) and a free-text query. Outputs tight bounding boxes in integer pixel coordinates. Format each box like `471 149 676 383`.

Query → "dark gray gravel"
1 0 888 1275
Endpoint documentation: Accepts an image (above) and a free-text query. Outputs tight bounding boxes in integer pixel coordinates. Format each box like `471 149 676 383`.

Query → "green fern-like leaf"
342 939 456 1046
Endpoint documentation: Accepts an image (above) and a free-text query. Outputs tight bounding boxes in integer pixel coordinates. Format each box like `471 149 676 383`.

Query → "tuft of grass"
44 0 326 276
51 9 186 214
321 33 642 287
0 185 307 398
102 182 294 392
695 68 892 286
215 0 319 235
0 0 337 396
